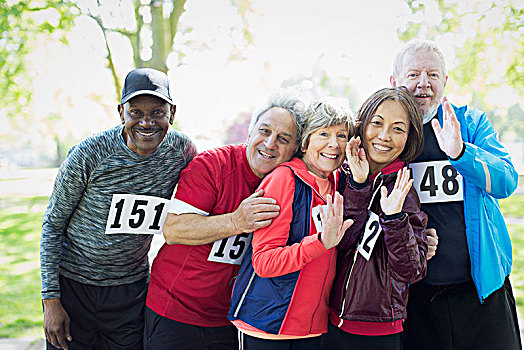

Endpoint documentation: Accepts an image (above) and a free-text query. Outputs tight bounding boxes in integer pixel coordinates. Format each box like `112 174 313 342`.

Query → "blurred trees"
398 0 524 140
0 0 252 166
0 1 77 120
76 0 187 99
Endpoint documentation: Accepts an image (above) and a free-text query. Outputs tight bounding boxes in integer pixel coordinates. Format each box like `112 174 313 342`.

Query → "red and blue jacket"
228 157 338 336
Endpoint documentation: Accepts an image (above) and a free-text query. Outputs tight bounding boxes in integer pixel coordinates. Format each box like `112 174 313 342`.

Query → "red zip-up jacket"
229 157 339 336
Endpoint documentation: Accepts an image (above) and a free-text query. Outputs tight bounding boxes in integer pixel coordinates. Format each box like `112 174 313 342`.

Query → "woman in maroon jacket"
321 87 428 350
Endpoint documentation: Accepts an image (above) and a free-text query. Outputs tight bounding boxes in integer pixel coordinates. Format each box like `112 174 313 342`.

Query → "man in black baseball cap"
118 68 178 157
41 67 197 350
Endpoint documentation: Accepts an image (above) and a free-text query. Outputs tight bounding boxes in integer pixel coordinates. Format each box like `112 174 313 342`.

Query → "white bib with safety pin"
105 194 170 235
409 160 463 204
357 210 382 261
311 204 328 234
208 233 253 265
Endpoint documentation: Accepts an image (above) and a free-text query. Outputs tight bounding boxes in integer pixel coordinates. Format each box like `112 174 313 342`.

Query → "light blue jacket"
438 104 518 301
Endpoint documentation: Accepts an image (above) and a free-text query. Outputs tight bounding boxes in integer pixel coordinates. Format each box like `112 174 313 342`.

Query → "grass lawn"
500 194 524 218
509 223 524 317
0 197 48 339
0 194 523 339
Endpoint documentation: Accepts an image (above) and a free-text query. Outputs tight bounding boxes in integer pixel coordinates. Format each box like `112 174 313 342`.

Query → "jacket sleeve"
451 107 517 199
251 166 327 278
338 168 373 253
381 187 428 284
40 144 92 299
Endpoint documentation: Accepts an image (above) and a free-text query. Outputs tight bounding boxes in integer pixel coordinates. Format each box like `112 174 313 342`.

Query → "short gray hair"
392 40 447 79
299 98 355 156
248 90 306 146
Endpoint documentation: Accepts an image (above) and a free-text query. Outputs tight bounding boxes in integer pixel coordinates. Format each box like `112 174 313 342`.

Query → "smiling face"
246 107 299 178
363 100 410 173
302 123 349 178
119 94 175 156
391 50 447 120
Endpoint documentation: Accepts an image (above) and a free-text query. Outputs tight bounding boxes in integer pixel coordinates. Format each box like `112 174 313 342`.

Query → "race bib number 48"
409 160 463 203
105 194 170 235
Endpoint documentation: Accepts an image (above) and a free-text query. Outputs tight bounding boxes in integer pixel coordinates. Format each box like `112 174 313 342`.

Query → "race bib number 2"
105 194 170 235
409 160 463 203
357 211 382 261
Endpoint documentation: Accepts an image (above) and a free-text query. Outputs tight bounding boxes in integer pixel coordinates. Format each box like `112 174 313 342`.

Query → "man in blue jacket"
391 39 521 349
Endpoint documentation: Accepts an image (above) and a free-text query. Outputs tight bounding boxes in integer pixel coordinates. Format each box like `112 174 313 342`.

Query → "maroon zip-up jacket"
331 159 428 323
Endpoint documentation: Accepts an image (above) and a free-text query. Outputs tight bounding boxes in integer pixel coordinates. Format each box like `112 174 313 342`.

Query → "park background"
1 0 523 348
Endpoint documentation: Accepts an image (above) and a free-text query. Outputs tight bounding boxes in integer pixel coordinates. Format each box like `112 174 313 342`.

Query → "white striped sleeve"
168 198 209 216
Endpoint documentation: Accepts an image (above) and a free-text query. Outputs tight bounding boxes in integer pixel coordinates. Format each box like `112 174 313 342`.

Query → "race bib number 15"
409 160 463 204
208 233 252 265
105 194 170 235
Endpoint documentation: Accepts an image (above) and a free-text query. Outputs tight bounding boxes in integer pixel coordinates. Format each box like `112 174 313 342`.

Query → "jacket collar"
278 157 338 198
369 158 405 181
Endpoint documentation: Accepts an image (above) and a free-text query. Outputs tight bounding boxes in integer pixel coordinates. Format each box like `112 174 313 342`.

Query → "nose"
417 71 430 88
328 135 338 148
378 128 391 141
139 114 156 127
264 134 277 149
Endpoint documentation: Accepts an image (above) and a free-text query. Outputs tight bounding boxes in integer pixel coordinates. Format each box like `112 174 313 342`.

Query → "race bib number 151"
105 194 170 235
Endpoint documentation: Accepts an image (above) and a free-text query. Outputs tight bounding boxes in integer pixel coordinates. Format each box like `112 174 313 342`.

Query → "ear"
390 75 397 87
169 104 176 125
118 104 125 124
444 75 448 88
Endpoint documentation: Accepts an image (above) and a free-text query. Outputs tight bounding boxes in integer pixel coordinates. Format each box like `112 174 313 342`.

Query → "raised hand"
380 167 413 216
318 192 354 249
431 96 464 159
231 189 281 233
346 136 369 183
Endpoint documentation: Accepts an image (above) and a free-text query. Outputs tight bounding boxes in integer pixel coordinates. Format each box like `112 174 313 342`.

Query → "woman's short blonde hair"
299 98 356 156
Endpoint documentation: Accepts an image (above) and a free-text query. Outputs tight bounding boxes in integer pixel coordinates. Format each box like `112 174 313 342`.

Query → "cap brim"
121 90 173 105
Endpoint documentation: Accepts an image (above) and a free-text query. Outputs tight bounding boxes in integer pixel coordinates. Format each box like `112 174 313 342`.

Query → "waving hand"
380 167 413 216
346 136 369 183
431 96 464 159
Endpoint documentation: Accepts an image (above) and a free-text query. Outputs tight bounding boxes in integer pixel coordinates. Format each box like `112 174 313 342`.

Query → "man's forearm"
163 213 242 245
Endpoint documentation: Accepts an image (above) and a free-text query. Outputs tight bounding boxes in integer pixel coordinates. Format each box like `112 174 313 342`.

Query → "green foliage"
500 194 524 219
398 0 524 140
506 40 524 96
0 1 78 120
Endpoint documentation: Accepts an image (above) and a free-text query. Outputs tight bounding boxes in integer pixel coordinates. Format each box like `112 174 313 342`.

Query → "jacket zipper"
233 271 256 318
294 169 335 333
387 258 394 323
338 249 358 326
339 173 383 324
293 171 328 203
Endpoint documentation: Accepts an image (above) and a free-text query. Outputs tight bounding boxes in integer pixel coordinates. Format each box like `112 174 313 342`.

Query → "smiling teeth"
321 153 338 159
138 132 154 136
259 150 274 158
374 144 391 151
